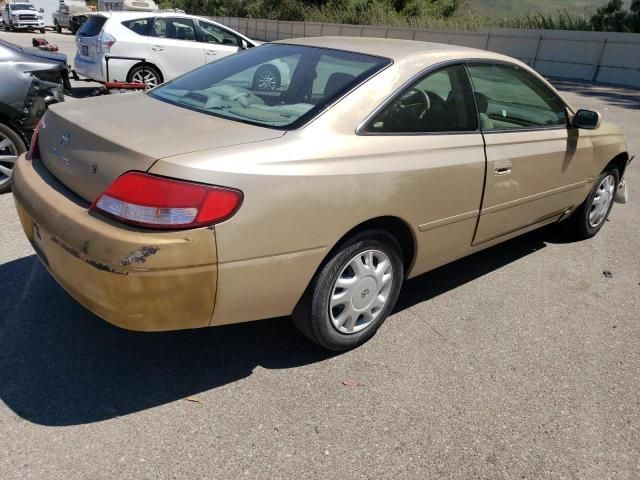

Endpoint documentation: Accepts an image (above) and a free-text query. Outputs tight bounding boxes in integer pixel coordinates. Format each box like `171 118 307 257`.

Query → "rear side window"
122 18 151 36
77 16 107 37
366 64 478 133
153 17 197 41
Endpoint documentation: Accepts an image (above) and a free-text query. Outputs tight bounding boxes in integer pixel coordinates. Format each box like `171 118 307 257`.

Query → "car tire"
127 64 162 89
566 168 619 239
54 21 61 33
40 28 46 34
0 123 27 194
293 230 404 351
252 64 281 91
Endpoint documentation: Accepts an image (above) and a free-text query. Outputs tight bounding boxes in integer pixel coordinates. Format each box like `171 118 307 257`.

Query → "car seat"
474 92 494 130
323 72 356 98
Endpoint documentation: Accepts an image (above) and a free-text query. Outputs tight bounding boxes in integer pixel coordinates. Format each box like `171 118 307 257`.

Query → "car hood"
0 40 67 66
21 48 67 65
9 8 38 14
39 93 285 202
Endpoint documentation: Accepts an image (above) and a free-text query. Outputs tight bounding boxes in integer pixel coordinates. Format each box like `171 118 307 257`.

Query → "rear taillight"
91 172 243 230
29 118 44 159
99 31 116 52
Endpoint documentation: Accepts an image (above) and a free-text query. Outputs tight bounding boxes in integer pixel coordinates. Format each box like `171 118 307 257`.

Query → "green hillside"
467 0 619 16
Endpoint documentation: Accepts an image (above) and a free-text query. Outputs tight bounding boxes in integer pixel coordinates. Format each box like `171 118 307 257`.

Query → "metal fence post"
532 35 542 68
592 39 607 82
484 32 491 50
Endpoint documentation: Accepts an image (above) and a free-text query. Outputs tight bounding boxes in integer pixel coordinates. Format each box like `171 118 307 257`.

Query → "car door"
148 17 205 80
361 64 487 274
196 20 242 63
467 62 592 244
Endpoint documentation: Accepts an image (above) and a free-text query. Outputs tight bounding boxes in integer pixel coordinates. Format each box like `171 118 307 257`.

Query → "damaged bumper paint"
11 154 218 331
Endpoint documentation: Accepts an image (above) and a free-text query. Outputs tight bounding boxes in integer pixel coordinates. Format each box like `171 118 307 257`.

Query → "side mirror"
39 8 44 12
573 109 601 130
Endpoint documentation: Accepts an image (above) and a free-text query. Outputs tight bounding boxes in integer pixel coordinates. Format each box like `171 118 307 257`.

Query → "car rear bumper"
12 154 218 331
73 54 107 82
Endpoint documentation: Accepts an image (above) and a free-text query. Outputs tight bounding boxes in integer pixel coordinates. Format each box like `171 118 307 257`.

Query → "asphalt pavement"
0 29 639 480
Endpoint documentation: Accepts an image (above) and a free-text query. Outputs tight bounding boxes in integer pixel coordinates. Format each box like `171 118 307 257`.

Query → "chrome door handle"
151 46 164 51
206 50 217 55
494 166 511 175
494 160 512 176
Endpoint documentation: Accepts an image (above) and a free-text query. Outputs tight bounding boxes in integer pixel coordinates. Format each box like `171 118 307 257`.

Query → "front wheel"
293 230 404 351
54 21 61 33
566 169 619 239
40 28 45 34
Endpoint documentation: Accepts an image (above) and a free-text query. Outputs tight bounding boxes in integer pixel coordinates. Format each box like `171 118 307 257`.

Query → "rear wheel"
0 123 26 194
566 169 619 239
293 230 404 351
127 64 162 89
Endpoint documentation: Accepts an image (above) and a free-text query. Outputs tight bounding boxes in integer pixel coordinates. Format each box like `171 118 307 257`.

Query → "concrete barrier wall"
209 16 640 88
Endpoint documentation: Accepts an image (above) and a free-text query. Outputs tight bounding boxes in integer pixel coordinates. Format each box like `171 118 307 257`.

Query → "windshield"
11 3 37 10
149 44 391 129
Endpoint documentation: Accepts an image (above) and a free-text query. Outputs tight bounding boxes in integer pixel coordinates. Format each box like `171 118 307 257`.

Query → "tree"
590 0 640 32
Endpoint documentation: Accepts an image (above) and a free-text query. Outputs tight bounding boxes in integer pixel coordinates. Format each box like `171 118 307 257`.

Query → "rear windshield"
77 16 107 37
149 44 390 129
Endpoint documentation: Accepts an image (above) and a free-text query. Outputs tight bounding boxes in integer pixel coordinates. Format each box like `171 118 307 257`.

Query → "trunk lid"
39 93 285 202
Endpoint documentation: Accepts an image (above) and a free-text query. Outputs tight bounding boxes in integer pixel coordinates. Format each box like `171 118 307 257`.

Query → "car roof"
276 36 517 64
91 11 217 21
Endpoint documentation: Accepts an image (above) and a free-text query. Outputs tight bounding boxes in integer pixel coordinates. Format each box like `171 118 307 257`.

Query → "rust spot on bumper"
120 246 160 267
51 236 128 275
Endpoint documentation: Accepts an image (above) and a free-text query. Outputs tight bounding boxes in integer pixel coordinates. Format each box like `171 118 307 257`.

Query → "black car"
0 39 69 193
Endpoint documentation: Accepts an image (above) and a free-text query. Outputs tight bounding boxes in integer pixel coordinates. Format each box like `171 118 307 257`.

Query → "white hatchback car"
74 11 290 89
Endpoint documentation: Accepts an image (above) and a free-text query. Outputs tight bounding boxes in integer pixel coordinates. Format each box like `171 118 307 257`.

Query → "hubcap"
329 249 393 334
589 174 615 228
0 133 19 189
256 70 276 91
131 70 159 88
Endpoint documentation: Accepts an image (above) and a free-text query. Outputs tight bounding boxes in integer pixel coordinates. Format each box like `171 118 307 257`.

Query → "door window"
152 17 197 42
198 21 239 46
366 64 477 133
467 63 567 131
122 18 152 36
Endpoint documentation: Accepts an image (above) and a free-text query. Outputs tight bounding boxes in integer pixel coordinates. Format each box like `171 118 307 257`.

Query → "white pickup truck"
2 2 46 32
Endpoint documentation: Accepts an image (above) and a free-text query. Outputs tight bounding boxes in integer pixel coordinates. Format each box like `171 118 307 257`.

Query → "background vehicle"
98 0 157 12
0 39 66 193
2 2 45 32
52 0 89 34
13 39 631 351
73 12 290 88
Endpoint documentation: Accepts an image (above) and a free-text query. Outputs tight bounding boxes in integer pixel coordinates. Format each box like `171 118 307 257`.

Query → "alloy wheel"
589 174 615 228
256 70 277 91
329 249 394 334
0 133 19 190
131 69 159 88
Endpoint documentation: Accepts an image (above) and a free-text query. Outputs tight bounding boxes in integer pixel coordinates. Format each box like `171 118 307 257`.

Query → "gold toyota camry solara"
13 37 633 350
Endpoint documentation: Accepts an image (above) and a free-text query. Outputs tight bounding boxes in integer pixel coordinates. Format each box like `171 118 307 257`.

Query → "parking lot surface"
1 29 639 480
